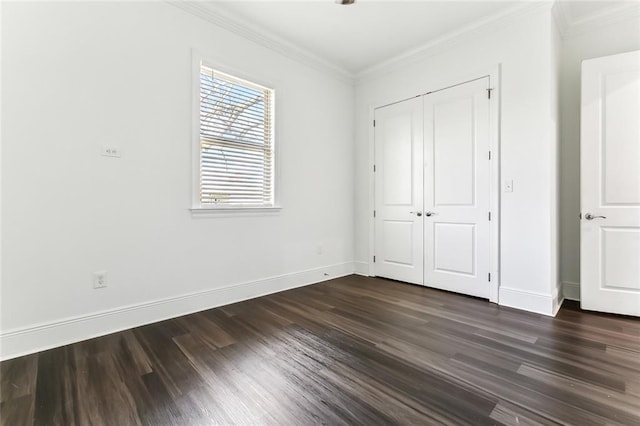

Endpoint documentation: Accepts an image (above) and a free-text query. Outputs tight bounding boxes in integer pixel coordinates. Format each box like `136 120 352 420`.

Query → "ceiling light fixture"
335 0 355 5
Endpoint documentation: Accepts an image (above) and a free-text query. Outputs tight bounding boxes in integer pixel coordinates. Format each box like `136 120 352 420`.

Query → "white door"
581 50 640 316
374 97 424 285
423 78 491 299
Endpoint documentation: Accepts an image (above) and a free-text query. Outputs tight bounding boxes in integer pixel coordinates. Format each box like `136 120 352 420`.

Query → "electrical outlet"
93 271 107 289
101 146 122 158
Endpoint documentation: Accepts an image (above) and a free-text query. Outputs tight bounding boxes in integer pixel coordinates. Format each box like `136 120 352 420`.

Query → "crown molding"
355 2 551 83
560 1 640 39
167 0 355 84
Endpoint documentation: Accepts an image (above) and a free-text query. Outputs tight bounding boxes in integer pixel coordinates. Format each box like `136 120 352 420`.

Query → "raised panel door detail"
434 223 475 276
383 115 413 206
602 71 640 206
382 221 414 266
602 227 640 291
433 97 475 207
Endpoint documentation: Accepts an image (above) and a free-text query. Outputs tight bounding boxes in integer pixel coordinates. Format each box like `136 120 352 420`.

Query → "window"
195 62 275 210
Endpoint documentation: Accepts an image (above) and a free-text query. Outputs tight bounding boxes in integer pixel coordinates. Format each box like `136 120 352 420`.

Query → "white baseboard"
499 286 556 316
553 296 565 316
0 262 355 361
563 281 580 301
552 283 565 316
353 261 370 276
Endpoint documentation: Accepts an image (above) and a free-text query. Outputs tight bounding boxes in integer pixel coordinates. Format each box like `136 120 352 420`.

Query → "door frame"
367 64 502 304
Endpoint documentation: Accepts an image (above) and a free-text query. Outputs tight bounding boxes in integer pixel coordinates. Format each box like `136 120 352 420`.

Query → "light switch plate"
504 179 513 193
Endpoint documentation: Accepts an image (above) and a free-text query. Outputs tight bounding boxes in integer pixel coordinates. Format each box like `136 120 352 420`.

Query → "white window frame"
191 52 280 215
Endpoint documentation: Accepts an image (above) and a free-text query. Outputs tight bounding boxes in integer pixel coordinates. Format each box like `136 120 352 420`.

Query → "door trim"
368 64 501 304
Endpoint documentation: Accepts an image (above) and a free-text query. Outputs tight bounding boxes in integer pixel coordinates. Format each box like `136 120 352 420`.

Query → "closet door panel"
424 78 491 299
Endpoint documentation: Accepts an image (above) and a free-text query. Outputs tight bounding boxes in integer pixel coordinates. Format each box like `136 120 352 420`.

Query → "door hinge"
373 255 376 263
373 164 376 172
488 151 492 160
487 88 493 99
373 210 376 218
373 120 376 127
488 273 491 282
488 211 492 221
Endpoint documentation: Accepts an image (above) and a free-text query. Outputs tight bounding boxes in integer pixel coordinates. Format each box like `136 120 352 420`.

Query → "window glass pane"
199 65 274 207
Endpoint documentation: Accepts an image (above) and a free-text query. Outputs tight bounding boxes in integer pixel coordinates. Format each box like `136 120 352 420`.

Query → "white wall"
559 18 640 300
0 1 355 359
354 5 560 315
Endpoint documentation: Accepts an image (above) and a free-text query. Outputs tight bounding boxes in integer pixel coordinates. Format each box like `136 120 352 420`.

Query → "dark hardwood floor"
1 275 639 425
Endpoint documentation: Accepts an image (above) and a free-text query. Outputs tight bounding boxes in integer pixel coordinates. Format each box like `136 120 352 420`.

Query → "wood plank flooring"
1 275 640 425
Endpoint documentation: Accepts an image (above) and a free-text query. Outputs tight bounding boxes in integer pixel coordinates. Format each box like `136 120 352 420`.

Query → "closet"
373 77 493 299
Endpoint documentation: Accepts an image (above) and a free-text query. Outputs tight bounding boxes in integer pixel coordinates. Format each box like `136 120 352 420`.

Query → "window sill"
190 206 282 218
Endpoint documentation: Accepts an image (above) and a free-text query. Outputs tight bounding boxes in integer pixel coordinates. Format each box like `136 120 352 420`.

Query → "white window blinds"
199 65 274 207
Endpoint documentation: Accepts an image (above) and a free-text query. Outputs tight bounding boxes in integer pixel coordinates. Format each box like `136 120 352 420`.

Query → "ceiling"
199 1 639 77
211 1 521 74
560 1 635 23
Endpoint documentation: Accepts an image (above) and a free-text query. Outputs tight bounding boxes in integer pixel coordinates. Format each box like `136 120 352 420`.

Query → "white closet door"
581 50 640 317
374 97 424 285
423 78 491 299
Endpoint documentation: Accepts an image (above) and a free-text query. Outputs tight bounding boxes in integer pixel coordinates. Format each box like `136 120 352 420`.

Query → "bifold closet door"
374 97 424 285
423 78 491 299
